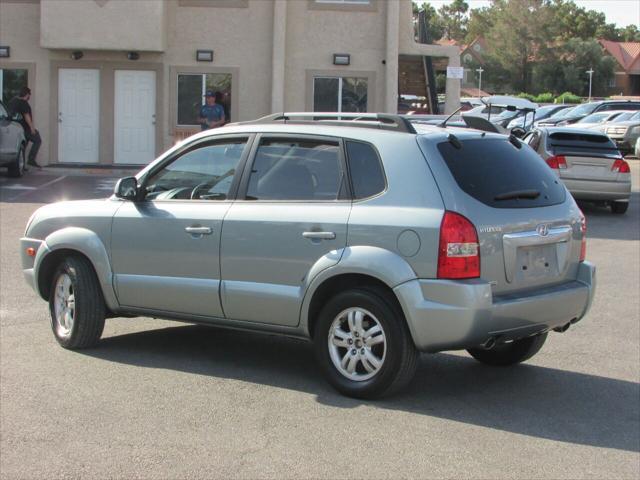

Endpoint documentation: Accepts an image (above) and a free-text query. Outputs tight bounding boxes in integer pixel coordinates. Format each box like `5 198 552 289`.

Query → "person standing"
8 86 42 169
198 90 225 131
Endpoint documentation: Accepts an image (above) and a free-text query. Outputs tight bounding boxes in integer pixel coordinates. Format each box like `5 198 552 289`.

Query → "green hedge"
554 92 582 104
534 92 554 103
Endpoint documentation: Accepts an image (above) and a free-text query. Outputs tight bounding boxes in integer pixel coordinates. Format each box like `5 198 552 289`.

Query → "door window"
145 138 248 201
246 138 344 201
0 69 28 104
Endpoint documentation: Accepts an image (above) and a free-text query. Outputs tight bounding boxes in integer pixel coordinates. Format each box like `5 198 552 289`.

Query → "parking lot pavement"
0 165 638 479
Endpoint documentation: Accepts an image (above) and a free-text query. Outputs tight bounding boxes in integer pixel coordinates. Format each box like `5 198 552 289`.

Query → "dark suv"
538 100 640 127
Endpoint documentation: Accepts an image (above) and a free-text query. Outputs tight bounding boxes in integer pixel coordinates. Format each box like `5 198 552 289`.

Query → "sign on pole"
446 66 464 79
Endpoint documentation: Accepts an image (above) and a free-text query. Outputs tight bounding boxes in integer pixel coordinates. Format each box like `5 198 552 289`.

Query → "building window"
608 77 617 88
0 68 28 104
463 53 473 64
177 73 232 126
313 76 368 112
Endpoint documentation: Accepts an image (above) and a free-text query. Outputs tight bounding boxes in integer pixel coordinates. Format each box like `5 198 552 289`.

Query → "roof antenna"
438 106 463 128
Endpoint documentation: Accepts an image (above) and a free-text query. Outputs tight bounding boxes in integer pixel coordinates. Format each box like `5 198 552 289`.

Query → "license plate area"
514 244 559 283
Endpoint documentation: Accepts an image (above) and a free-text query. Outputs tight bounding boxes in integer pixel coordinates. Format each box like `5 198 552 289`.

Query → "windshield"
568 103 599 117
577 112 611 124
611 111 636 122
548 106 575 120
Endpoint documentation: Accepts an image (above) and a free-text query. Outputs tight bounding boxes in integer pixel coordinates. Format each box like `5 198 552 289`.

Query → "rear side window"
436 138 566 209
346 141 385 199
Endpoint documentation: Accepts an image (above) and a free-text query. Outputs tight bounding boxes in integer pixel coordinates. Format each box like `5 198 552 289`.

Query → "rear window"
548 132 618 156
436 138 566 209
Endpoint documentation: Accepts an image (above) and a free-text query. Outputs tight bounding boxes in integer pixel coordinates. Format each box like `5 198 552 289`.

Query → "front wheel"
49 256 106 349
314 288 418 399
467 333 547 366
7 144 25 178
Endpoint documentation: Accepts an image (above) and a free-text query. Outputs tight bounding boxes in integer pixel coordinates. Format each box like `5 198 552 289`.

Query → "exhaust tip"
553 323 571 333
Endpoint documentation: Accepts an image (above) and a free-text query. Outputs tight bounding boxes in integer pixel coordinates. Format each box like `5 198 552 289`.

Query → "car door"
0 102 21 162
111 134 253 318
220 134 352 327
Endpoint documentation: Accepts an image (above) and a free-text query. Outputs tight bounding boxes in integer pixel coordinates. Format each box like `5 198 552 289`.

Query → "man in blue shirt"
198 90 225 130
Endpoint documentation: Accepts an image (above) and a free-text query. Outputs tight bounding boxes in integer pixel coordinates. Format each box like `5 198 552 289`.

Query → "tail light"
611 158 630 173
546 155 567 169
438 211 480 279
579 210 587 262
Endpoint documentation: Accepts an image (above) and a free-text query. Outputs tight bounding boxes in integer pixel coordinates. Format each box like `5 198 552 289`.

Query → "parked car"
538 100 640 126
524 127 631 213
603 111 640 156
535 105 578 127
636 136 640 159
590 110 638 133
0 100 26 177
21 113 595 399
565 110 634 130
507 104 572 131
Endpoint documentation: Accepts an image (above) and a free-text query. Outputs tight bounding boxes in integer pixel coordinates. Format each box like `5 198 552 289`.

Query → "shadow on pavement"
577 191 639 242
81 324 640 453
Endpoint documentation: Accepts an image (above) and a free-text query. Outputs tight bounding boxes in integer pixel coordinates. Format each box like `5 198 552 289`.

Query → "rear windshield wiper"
494 189 540 201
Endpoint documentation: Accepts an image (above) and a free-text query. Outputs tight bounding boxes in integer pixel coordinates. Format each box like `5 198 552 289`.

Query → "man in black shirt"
8 87 42 169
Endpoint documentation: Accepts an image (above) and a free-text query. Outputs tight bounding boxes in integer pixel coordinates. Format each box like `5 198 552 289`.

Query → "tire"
7 144 25 178
467 333 548 366
48 256 106 349
314 287 418 399
611 201 628 214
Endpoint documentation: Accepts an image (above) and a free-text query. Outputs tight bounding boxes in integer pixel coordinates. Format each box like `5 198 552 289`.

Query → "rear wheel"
7 144 25 178
611 201 628 214
48 256 105 349
467 333 547 366
314 287 418 399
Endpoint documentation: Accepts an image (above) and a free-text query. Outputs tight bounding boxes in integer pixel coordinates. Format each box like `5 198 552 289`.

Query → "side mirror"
114 176 139 200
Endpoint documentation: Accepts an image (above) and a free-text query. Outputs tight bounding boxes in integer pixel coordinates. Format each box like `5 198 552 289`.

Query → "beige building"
0 0 460 166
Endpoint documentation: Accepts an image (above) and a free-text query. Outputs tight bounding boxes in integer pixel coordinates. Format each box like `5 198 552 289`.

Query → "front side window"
177 73 232 126
145 138 247 201
313 77 368 113
0 69 28 104
246 138 343 201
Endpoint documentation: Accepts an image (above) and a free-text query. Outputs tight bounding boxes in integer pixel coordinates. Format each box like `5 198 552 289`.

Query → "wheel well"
307 273 405 339
37 249 94 300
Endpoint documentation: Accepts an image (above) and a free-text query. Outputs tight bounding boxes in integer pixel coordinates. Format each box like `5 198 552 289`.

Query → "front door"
58 68 100 163
111 135 251 317
220 134 351 327
114 70 156 165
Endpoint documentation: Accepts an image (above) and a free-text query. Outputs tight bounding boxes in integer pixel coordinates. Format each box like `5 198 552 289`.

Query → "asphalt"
0 165 638 479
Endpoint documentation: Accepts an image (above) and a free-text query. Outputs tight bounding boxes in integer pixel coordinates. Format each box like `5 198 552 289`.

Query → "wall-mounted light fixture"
127 51 140 61
0 46 10 58
70 51 83 60
333 53 350 66
196 50 214 62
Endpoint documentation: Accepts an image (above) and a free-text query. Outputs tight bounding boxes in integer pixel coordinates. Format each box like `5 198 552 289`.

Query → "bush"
555 92 582 104
534 92 554 104
516 92 536 102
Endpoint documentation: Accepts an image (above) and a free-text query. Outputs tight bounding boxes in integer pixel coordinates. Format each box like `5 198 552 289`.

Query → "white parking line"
4 175 68 201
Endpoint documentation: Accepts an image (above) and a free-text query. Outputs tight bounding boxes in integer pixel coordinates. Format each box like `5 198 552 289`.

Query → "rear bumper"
563 178 631 201
395 261 596 352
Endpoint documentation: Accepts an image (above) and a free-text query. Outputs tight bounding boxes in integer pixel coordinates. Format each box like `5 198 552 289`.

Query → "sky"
420 0 640 28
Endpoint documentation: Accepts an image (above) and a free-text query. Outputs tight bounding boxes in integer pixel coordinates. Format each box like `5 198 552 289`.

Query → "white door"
58 69 100 163
114 70 156 165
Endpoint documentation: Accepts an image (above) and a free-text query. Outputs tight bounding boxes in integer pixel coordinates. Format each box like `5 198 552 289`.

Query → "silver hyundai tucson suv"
20 113 596 398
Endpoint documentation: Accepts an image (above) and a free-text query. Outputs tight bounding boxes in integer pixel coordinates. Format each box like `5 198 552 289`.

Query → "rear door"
219 134 351 327
418 135 583 296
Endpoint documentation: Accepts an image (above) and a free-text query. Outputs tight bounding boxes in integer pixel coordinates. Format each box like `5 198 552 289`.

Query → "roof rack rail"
238 112 417 134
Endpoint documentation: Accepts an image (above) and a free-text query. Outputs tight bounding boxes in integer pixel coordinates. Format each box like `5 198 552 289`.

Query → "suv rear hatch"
545 131 621 182
418 134 584 295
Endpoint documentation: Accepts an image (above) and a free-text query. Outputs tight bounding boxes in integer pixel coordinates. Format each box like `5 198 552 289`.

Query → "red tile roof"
599 40 640 74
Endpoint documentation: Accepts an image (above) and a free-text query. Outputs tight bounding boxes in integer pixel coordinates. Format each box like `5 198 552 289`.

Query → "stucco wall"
40 0 166 52
283 0 387 112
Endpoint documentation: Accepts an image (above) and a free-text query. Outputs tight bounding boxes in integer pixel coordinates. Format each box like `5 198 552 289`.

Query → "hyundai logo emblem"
536 224 550 236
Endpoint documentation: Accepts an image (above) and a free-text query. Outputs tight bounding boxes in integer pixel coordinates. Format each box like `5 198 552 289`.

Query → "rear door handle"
185 226 212 235
302 231 336 240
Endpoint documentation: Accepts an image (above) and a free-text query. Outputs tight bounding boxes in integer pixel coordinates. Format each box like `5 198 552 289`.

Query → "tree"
484 0 553 93
465 5 496 44
558 38 616 96
414 2 445 43
618 25 640 42
438 0 469 41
